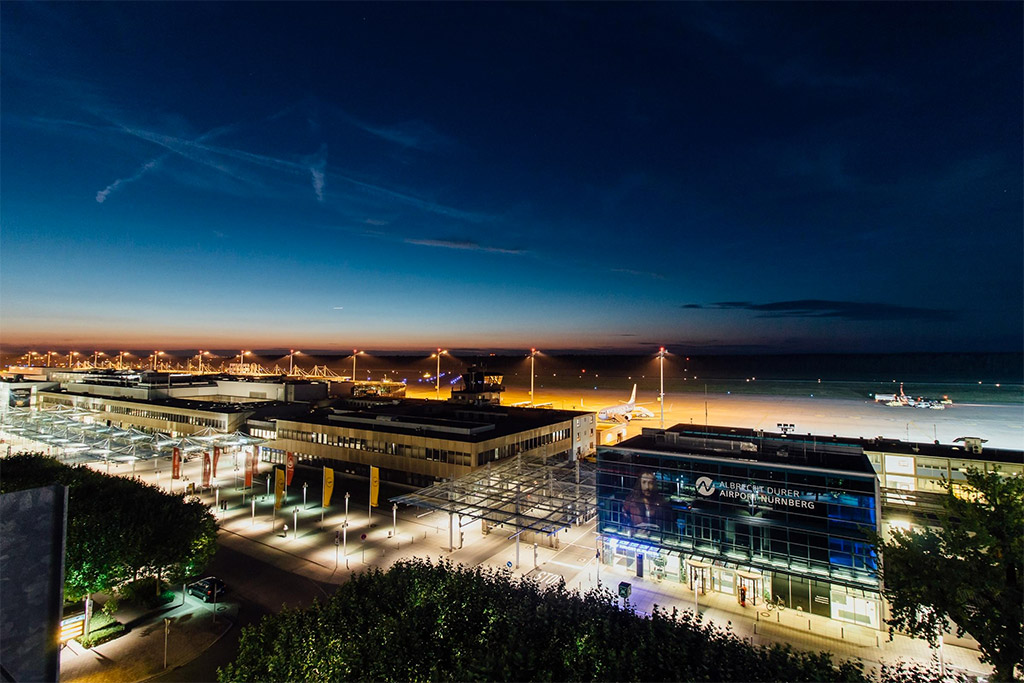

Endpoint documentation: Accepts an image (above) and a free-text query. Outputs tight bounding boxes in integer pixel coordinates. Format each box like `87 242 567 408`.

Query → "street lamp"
657 347 668 429
430 349 448 399
293 507 298 539
67 351 79 368
351 349 364 380
303 481 308 509
289 349 300 375
195 350 211 373
528 348 539 405
46 351 55 367
92 351 105 367
152 351 164 371
237 350 250 371
118 351 128 370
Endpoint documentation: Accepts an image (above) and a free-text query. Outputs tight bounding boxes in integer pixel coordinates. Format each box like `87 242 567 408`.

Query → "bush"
120 577 169 610
101 597 119 618
78 611 126 649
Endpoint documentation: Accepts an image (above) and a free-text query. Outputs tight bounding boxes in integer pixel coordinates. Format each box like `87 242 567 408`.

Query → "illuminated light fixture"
430 349 448 399
656 346 668 429
351 349 364 380
529 348 539 405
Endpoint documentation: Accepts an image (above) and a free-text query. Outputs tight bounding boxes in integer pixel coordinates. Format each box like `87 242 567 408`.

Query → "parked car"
186 577 226 602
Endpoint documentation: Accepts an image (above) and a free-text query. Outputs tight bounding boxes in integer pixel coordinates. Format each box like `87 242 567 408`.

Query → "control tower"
449 366 505 406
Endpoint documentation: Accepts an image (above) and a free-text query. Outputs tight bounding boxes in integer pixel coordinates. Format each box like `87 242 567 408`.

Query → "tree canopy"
874 468 1023 682
219 558 874 682
0 453 218 599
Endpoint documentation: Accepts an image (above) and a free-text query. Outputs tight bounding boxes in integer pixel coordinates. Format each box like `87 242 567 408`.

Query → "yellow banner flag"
323 467 334 507
370 466 380 508
274 467 285 510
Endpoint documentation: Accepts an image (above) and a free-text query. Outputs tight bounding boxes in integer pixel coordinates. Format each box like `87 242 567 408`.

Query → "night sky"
2 3 1021 354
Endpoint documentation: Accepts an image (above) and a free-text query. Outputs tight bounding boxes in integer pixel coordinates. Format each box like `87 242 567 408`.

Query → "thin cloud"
611 267 666 280
306 144 328 202
94 116 245 203
96 158 159 202
404 238 525 255
682 299 956 322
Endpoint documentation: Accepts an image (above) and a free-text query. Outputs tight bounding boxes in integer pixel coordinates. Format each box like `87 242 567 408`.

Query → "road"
150 544 334 683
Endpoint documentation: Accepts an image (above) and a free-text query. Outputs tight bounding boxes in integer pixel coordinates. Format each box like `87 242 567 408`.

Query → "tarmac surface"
50 384 1020 682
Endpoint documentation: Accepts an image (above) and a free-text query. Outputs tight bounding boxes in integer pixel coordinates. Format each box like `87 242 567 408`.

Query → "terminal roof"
614 425 877 476
392 453 596 535
285 399 591 443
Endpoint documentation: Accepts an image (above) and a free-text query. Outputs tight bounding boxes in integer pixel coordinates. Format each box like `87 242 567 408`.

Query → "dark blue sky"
2 2 1020 354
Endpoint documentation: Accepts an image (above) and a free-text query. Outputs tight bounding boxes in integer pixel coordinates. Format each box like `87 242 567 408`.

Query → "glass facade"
598 444 881 627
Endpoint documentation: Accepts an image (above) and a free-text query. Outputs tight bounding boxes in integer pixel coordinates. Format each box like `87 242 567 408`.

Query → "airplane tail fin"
628 384 637 405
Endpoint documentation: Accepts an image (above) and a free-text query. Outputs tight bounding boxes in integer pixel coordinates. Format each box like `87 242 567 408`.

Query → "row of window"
275 428 473 466
43 397 225 429
479 429 571 465
273 426 573 468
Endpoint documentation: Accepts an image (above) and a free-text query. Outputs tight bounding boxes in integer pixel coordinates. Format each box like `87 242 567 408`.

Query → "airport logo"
695 477 716 496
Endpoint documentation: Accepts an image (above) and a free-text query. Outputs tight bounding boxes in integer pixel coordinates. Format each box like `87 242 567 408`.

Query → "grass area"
78 611 125 649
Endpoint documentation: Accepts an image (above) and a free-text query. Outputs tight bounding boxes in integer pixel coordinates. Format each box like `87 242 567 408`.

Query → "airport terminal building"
262 399 596 488
598 423 1023 630
599 426 883 628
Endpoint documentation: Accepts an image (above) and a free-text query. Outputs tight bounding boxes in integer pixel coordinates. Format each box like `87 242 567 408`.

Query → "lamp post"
152 351 163 371
92 351 104 367
238 350 250 370
67 351 79 368
529 348 538 405
351 349 364 380
303 481 308 509
118 351 128 370
344 491 350 524
657 347 667 429
163 618 170 670
289 349 300 375
46 351 55 367
392 502 397 543
431 349 448 399
293 507 298 539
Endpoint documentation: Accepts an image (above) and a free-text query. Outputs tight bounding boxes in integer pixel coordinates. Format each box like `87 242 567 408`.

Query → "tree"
874 468 1023 681
219 558 871 682
0 453 218 600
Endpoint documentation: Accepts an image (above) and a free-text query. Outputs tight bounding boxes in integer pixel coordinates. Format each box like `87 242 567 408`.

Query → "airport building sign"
695 476 817 509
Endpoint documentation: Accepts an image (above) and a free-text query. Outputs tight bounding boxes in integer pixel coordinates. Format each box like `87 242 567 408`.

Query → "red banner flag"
212 447 221 477
172 447 181 479
286 452 296 486
244 446 254 488
202 451 211 488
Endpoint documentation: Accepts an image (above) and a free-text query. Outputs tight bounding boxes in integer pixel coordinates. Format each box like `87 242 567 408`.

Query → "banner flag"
202 451 211 488
244 446 254 488
370 466 380 508
323 467 334 507
286 452 296 486
172 447 181 479
212 447 221 477
252 446 260 476
274 467 285 510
